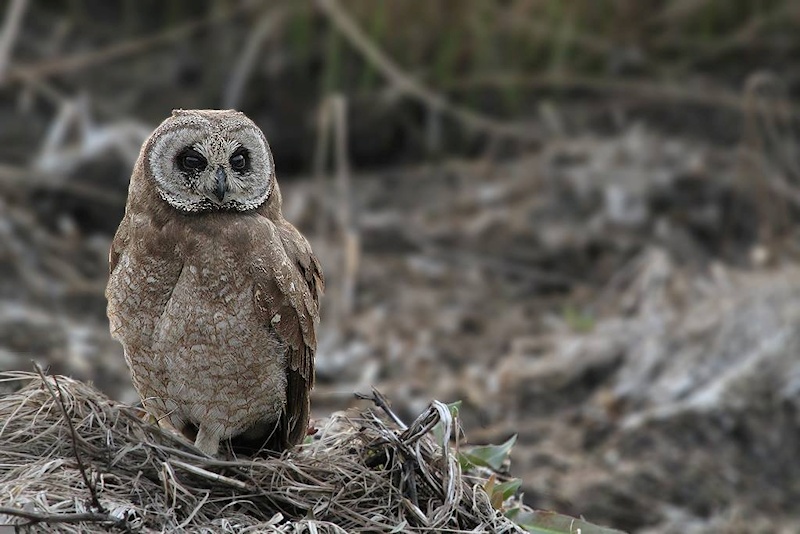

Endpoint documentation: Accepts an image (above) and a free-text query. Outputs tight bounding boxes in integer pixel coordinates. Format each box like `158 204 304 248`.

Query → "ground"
2 2 800 531
2 120 799 532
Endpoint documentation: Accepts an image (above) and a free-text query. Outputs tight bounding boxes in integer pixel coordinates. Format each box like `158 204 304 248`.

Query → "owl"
106 109 323 456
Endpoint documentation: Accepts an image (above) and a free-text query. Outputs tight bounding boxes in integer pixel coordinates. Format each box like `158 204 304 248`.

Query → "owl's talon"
194 426 220 457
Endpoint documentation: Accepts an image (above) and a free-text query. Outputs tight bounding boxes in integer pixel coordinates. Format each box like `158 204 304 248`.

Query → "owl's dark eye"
177 148 207 172
230 148 249 172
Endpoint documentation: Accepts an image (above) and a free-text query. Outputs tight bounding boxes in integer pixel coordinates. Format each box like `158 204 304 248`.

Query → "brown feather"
251 210 323 448
106 110 323 456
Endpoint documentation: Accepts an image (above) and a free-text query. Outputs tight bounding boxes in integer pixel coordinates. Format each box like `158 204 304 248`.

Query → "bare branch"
0 0 28 83
4 3 254 85
34 364 105 513
0 507 125 528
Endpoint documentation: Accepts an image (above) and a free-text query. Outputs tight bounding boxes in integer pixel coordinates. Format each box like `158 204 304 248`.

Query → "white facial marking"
148 112 274 213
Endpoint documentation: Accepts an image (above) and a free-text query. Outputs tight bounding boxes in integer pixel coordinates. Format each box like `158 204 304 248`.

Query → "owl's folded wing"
108 216 130 274
252 219 324 448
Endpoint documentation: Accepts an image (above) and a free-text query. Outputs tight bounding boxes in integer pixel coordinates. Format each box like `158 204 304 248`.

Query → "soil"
2 114 800 532
3 4 800 531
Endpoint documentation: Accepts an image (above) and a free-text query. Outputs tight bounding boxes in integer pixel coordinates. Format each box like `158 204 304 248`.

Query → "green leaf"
447 400 462 418
483 474 496 496
458 452 473 471
506 508 627 534
563 305 595 333
490 486 504 510
459 434 517 471
496 478 522 501
485 477 522 510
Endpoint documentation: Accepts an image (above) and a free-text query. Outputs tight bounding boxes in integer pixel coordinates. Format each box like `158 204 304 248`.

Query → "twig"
175 491 210 530
441 72 800 120
355 387 407 430
331 95 359 318
0 0 28 83
4 3 255 85
169 459 252 491
0 507 125 529
401 497 428 527
34 364 105 513
744 72 800 180
30 92 151 175
502 4 615 55
657 2 791 77
0 371 526 532
313 95 361 327
400 456 420 511
313 96 334 239
316 0 540 143
222 8 287 108
394 224 577 288
738 148 800 210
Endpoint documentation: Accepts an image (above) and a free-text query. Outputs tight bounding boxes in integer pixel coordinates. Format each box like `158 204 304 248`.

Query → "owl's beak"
214 166 228 202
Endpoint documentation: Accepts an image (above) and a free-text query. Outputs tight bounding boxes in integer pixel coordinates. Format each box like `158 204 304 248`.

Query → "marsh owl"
106 109 323 456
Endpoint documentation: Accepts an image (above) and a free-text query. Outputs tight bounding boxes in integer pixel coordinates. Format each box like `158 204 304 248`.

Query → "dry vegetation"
2 1 800 532
0 370 622 533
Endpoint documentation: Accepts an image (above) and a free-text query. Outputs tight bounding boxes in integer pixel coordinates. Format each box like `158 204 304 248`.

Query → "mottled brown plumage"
106 109 323 456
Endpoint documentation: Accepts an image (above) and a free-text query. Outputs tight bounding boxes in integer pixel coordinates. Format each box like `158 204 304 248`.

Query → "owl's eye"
177 148 207 172
230 148 249 172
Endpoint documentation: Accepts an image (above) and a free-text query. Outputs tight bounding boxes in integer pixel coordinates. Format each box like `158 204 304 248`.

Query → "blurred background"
2 1 800 532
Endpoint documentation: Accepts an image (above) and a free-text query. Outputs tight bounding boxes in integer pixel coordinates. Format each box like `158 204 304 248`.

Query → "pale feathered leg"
194 425 220 456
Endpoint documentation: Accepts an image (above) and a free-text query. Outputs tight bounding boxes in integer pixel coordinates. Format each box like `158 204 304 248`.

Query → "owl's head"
143 109 274 213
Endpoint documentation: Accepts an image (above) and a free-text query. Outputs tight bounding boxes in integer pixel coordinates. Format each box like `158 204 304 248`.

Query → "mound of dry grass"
0 370 527 533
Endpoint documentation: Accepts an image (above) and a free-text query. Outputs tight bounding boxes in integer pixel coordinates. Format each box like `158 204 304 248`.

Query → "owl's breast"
150 237 289 434
106 246 183 352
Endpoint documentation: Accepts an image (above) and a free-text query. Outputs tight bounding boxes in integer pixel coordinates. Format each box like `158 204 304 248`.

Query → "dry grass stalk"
3 3 255 86
315 0 540 144
0 0 29 83
0 371 525 533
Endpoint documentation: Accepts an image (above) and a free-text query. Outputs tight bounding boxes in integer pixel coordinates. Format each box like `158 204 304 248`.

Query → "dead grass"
0 371 525 533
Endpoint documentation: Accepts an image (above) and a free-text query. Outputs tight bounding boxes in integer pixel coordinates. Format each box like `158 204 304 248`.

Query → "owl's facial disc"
149 114 273 213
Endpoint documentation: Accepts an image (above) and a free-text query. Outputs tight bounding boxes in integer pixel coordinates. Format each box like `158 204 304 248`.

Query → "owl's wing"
253 219 324 449
108 216 130 274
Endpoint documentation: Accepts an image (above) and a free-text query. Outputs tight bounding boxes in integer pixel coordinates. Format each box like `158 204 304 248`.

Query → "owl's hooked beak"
213 166 228 202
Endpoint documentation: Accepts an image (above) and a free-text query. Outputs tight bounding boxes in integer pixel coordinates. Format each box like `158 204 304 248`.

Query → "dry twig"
0 0 28 83
34 364 105 514
313 95 362 328
223 8 288 109
356 387 406 430
4 3 255 85
0 507 128 530
443 72 800 120
316 0 540 143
